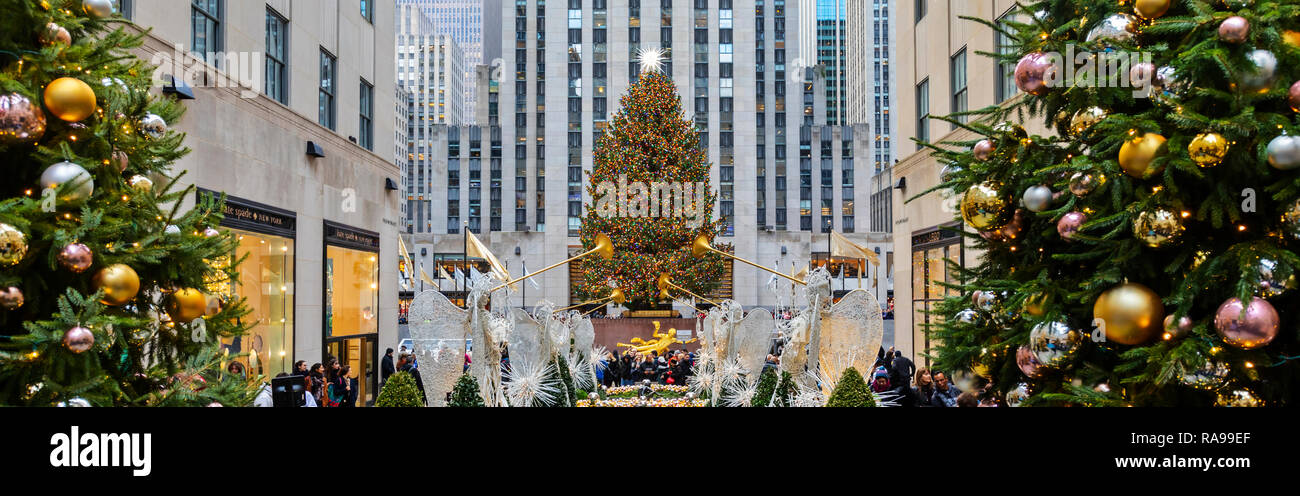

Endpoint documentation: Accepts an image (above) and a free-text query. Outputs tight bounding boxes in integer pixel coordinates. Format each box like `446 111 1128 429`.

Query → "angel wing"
572 316 595 356
419 343 464 407
509 308 545 371
549 313 574 358
779 310 812 379
817 290 884 385
733 308 775 381
408 290 469 351
705 308 729 361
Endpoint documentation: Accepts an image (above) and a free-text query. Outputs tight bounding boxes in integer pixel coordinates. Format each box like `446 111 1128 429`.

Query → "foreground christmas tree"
924 0 1300 406
576 58 727 307
0 0 254 406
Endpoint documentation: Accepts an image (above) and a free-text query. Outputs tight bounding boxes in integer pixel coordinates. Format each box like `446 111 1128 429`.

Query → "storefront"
323 221 381 406
199 189 296 379
909 222 964 369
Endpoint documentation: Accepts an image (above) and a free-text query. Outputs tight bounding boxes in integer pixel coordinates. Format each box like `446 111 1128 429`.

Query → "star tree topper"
637 46 666 74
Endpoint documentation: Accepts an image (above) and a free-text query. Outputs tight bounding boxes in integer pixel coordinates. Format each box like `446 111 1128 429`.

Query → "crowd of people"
868 347 1000 407
253 348 430 407
594 349 694 387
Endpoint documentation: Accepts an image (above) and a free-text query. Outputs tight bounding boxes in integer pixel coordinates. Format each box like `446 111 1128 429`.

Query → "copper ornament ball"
1014 52 1055 96
0 92 47 145
972 139 995 161
63 326 95 354
1217 16 1250 44
1214 297 1279 350
0 286 23 310
1056 211 1087 241
57 242 94 273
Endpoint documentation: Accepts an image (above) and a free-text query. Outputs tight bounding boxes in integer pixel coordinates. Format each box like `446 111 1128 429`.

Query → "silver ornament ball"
1242 49 1278 93
57 397 92 407
1006 383 1030 407
139 113 167 139
82 0 115 18
1022 185 1054 213
40 161 94 205
1029 320 1084 369
1266 134 1300 170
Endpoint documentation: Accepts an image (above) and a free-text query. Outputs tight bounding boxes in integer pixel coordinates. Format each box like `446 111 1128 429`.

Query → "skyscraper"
398 3 469 233
400 0 501 123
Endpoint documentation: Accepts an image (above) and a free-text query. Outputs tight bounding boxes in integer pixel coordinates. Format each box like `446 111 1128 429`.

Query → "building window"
191 0 223 64
112 0 132 19
915 78 929 149
265 8 288 104
361 0 373 23
359 80 374 150
995 11 1018 103
319 49 337 130
951 48 967 128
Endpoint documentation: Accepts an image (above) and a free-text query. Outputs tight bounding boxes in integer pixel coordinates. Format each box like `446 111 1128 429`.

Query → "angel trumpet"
557 288 626 312
656 273 719 306
691 234 807 285
490 233 614 292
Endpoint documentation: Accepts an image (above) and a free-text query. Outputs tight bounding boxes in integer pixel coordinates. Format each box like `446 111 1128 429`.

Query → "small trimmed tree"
449 373 484 407
753 368 778 407
826 367 875 407
550 356 578 407
375 371 423 407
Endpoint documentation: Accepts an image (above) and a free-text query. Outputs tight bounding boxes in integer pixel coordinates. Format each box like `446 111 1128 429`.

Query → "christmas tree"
0 0 255 406
922 0 1300 406
576 67 728 307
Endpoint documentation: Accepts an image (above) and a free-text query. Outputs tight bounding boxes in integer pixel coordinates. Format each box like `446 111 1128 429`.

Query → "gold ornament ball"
0 223 28 267
1134 0 1172 19
92 264 140 306
1214 389 1263 407
1285 30 1300 48
961 182 1013 231
1068 172 1106 197
1283 198 1300 241
1093 282 1164 345
1118 132 1168 179
167 288 207 323
1132 208 1185 248
1025 292 1049 317
43 77 97 122
1188 132 1229 168
128 174 153 193
1070 107 1107 136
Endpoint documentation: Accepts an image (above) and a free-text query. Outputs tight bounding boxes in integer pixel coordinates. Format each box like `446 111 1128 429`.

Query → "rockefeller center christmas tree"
576 58 728 307
922 0 1300 406
0 0 255 406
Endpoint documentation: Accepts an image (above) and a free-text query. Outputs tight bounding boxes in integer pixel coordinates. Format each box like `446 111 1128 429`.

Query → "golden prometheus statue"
616 320 697 356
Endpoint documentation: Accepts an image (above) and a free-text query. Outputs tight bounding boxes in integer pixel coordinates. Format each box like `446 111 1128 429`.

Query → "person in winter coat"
930 371 962 407
910 368 936 407
398 354 428 405
380 348 396 387
871 367 892 393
